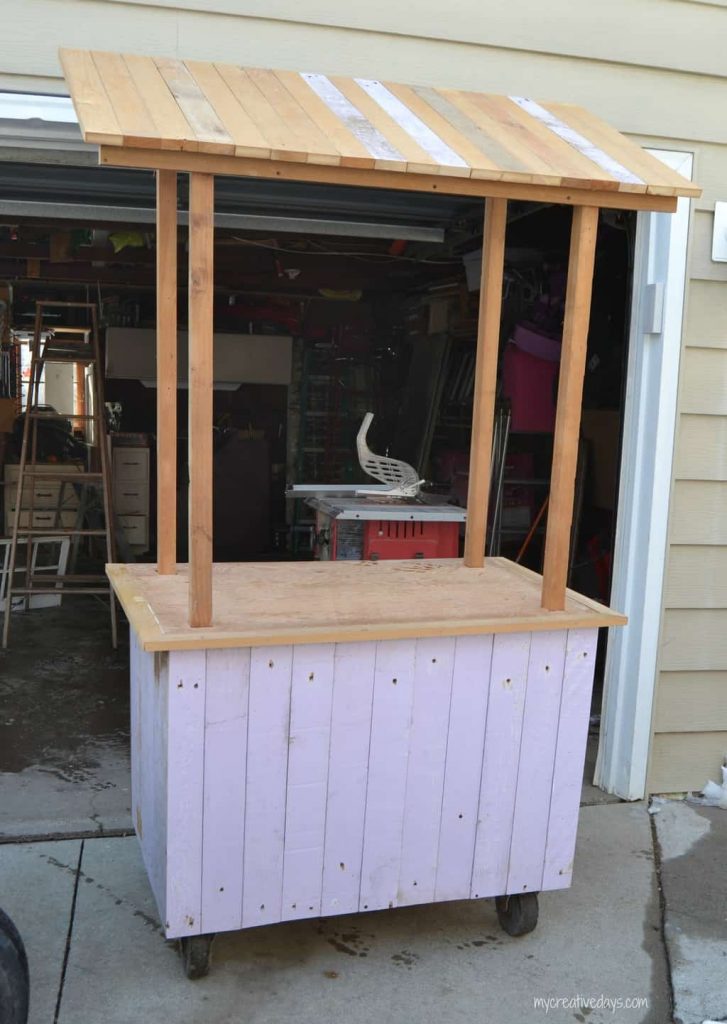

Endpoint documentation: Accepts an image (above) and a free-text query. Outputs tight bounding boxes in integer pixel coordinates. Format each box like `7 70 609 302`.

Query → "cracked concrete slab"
654 800 727 1024
58 804 667 1024
0 839 81 1024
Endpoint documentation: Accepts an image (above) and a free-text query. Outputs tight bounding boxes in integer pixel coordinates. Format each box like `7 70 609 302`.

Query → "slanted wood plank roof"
59 49 700 206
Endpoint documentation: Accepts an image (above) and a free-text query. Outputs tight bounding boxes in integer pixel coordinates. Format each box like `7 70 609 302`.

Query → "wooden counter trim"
98 146 679 214
107 559 626 653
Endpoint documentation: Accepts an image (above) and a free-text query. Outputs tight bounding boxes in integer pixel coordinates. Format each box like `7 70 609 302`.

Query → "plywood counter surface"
107 558 626 652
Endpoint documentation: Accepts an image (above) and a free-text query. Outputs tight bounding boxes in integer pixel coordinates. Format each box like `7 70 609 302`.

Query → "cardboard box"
0 398 16 434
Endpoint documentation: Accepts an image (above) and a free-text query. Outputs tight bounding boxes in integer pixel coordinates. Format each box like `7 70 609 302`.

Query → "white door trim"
594 149 693 800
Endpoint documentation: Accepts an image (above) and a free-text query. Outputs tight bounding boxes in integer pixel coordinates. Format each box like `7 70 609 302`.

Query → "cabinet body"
130 626 597 940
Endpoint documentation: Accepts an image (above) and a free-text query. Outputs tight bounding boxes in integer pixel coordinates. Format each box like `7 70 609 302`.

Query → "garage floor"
0 599 130 839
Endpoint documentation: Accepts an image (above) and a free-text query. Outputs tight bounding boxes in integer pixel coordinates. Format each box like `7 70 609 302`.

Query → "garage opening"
0 158 633 822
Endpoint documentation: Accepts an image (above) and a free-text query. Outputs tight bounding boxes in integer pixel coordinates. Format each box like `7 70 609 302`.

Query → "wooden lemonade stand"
60 50 698 978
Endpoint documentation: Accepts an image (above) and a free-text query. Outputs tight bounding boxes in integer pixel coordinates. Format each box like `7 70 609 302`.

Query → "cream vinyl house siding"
1 0 726 793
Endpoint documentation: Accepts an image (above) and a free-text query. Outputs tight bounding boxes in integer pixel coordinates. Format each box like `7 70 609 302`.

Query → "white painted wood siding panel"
321 642 376 917
434 635 493 902
281 644 335 920
471 632 531 899
241 646 293 928
507 630 568 894
200 648 250 933
542 629 598 891
398 637 456 905
359 639 416 912
165 649 206 936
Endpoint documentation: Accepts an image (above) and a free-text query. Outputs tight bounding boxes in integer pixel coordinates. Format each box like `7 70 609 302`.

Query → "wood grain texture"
59 49 699 201
165 649 206 935
358 639 416 912
507 630 568 894
133 642 169 925
398 637 456 904
99 144 680 212
281 644 335 919
542 629 598 890
241 646 293 928
471 632 531 898
434 634 493 902
132 624 601 938
107 557 626 653
320 642 377 916
200 648 249 933
155 57 234 153
155 168 177 575
187 171 214 627
541 206 599 610
463 197 507 568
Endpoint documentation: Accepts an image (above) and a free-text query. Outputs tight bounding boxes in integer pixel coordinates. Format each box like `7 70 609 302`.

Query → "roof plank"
122 53 198 151
155 57 235 155
59 48 124 146
58 48 700 206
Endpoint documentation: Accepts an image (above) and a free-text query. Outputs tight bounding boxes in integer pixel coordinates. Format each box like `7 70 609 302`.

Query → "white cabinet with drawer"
3 463 82 536
112 447 150 552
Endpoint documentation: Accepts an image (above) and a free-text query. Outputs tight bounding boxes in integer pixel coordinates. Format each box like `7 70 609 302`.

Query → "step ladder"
2 301 117 648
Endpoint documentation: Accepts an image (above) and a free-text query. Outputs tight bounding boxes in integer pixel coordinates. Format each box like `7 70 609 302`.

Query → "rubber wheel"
179 934 214 980
0 908 29 1024
495 892 539 937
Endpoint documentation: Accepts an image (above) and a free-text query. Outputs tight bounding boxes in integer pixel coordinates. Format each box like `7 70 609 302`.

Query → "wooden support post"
156 169 178 575
463 197 507 568
188 172 214 627
541 206 599 610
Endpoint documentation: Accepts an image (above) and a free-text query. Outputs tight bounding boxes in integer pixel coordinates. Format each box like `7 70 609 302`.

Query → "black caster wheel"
0 908 29 1023
179 934 215 979
495 892 539 937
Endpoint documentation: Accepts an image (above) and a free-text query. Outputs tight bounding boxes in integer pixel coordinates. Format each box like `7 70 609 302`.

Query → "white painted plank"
358 639 416 912
434 634 493 902
241 645 293 928
164 649 206 937
506 630 568 894
542 628 598 891
281 643 335 920
138 648 169 926
129 632 141 843
398 636 456 905
470 632 531 899
320 642 376 917
200 648 250 933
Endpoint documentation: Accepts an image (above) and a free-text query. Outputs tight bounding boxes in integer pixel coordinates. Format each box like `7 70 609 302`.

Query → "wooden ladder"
2 301 117 648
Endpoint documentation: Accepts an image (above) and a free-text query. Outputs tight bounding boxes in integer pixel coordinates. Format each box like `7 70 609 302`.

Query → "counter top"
107 558 626 652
